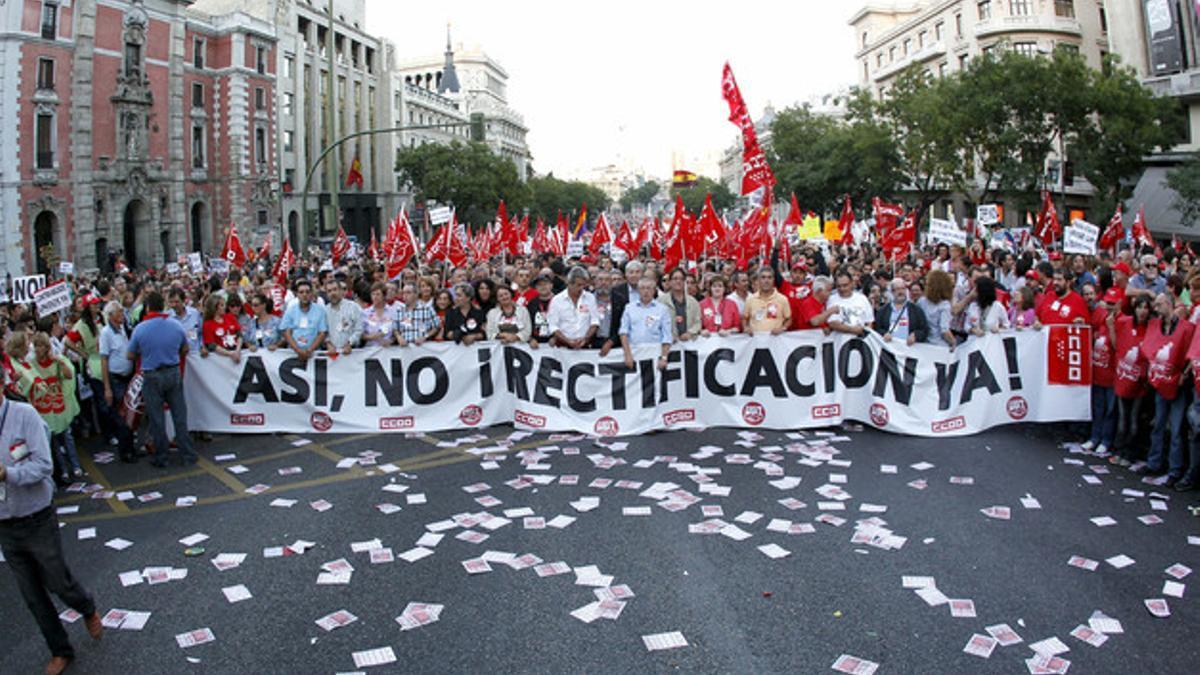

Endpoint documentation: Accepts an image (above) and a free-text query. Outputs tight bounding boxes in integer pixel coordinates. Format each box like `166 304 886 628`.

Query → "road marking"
77 448 129 514
195 455 248 494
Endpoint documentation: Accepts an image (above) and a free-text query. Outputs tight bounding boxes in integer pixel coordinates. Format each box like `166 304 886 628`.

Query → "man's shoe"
1080 440 1095 451
84 611 103 640
1165 475 1180 488
1135 465 1165 476
1174 479 1196 492
1095 444 1109 456
45 656 72 675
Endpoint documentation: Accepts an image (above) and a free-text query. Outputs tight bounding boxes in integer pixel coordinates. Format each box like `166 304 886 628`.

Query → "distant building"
0 0 278 274
395 35 532 180
1105 0 1200 236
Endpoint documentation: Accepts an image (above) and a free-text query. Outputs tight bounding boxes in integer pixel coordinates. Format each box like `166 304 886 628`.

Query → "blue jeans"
50 430 80 475
1088 385 1117 447
141 367 194 464
1184 400 1200 482
1148 391 1188 477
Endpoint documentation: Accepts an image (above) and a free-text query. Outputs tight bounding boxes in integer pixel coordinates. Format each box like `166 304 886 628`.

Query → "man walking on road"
0 367 102 675
126 291 195 467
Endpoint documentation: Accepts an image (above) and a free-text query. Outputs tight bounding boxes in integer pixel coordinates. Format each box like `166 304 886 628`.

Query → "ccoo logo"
741 402 766 426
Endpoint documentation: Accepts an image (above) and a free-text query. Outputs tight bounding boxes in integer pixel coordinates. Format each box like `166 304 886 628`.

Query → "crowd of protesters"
2 235 1200 492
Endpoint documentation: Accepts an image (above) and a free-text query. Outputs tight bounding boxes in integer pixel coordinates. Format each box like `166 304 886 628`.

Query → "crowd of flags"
202 63 1175 286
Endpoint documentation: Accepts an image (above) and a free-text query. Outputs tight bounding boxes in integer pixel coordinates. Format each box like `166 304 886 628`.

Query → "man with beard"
1035 269 1089 327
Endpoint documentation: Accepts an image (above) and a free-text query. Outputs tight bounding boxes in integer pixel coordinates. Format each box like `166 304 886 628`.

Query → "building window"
283 92 294 116
284 130 294 152
934 22 944 41
955 13 963 37
257 210 268 229
959 53 970 69
255 127 267 167
125 42 142 78
1009 0 1032 16
1054 0 1074 18
903 38 912 55
918 31 927 49
284 55 294 79
889 46 897 62
40 2 57 40
192 125 205 169
1013 41 1037 56
256 46 267 75
192 82 203 108
255 87 266 111
1099 7 1107 31
863 60 869 80
862 31 869 48
1057 43 1080 55
35 111 54 169
977 1 991 21
877 53 884 68
938 62 948 77
365 47 375 74
194 38 205 69
37 57 55 91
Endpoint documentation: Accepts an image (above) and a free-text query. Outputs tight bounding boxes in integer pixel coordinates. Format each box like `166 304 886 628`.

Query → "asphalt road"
1 422 1197 674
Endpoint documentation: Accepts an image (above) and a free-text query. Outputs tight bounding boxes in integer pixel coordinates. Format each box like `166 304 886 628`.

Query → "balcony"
872 41 948 82
974 15 1082 39
1143 70 1200 101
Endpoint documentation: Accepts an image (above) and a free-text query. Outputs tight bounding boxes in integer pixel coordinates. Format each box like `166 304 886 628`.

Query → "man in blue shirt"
619 277 674 370
0 369 102 674
279 279 328 360
126 291 195 468
168 287 203 353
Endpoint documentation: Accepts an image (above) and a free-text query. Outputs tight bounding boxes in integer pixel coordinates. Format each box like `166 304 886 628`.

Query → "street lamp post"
298 121 476 245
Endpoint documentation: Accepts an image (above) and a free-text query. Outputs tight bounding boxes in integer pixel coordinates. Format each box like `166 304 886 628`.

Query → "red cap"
791 261 808 271
1112 262 1132 277
83 294 103 306
1024 270 1039 280
1102 287 1124 304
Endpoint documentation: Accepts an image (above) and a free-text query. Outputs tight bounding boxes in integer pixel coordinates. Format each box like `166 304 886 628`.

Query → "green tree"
673 176 735 213
526 174 611 222
1072 53 1182 209
769 92 902 217
876 66 971 220
395 141 529 228
1167 154 1200 227
620 181 660 211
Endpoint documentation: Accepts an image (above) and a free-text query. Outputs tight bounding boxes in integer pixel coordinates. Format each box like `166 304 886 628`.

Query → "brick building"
0 0 277 275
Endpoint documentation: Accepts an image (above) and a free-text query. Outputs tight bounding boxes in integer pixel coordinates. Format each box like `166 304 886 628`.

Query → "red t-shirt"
779 279 811 302
1140 317 1194 400
1186 329 1200 396
1113 315 1148 399
795 295 827 330
1090 307 1115 388
699 297 741 333
1036 291 1088 325
203 313 242 350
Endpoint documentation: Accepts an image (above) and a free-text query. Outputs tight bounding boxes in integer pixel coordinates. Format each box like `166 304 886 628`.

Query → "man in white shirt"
826 271 874 337
548 266 599 349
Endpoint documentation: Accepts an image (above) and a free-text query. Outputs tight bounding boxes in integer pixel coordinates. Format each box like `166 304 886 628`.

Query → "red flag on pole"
345 156 364 188
873 197 904 240
837 196 855 245
589 212 615 255
272 237 294 286
384 210 417 278
1098 205 1124 251
257 231 272 264
698 194 727 254
331 224 351 266
1131 205 1153 249
1034 191 1062 245
721 63 777 195
220 223 247 268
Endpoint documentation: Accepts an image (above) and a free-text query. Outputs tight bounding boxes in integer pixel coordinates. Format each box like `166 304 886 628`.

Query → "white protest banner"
10 275 46 304
59 261 75 277
33 280 72 316
166 262 181 274
566 240 584 259
977 204 1000 226
209 258 230 275
0 285 8 303
184 330 1089 438
1064 219 1099 255
428 206 453 225
928 218 967 246
188 252 204 274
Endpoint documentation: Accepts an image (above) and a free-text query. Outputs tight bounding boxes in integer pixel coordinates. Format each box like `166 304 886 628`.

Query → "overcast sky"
369 1 858 180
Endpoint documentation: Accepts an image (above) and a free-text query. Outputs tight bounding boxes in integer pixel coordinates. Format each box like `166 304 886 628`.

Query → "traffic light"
470 113 486 143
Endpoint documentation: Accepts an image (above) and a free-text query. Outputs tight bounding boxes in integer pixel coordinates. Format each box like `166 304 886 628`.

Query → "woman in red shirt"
699 276 742 337
1179 325 1200 491
1138 293 1194 485
202 294 244 364
1084 288 1120 455
1110 295 1152 466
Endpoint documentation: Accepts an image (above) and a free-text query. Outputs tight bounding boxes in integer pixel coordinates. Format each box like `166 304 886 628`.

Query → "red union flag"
331 224 351 266
721 63 776 195
384 209 418 278
1047 325 1092 386
220 223 246 268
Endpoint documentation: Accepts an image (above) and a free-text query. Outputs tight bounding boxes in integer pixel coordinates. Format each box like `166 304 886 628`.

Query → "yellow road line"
77 448 129 514
195 455 248 493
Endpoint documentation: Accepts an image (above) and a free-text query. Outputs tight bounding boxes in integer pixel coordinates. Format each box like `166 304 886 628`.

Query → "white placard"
166 263 181 274
209 258 229 275
977 204 1000 226
59 261 75 276
34 280 72 316
188 252 204 274
928 218 967 246
566 240 584 258
10 274 46 304
428 207 452 225
1064 219 1099 255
